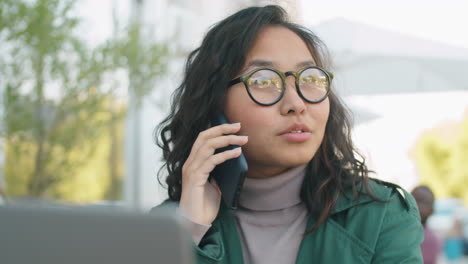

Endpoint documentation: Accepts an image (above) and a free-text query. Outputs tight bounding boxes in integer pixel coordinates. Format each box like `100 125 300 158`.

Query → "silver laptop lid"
0 205 193 264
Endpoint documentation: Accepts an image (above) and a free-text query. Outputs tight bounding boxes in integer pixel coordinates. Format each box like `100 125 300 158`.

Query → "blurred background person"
412 185 442 264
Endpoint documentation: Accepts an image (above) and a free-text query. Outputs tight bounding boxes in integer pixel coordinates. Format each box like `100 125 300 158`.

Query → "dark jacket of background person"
154 180 423 263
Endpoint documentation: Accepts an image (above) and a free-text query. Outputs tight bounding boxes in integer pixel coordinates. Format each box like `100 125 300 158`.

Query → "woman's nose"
279 76 306 115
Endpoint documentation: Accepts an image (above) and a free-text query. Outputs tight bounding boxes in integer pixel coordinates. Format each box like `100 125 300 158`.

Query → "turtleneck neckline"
238 164 307 211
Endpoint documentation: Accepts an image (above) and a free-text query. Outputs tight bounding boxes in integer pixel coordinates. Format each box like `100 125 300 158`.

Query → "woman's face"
224 25 330 178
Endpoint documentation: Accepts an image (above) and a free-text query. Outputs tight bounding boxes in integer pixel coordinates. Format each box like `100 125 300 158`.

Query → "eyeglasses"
228 66 333 106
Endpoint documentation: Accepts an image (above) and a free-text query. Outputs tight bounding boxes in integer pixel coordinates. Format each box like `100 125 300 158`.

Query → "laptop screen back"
0 205 193 264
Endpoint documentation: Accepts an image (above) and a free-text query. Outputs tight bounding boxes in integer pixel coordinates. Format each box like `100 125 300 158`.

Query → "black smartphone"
209 113 248 210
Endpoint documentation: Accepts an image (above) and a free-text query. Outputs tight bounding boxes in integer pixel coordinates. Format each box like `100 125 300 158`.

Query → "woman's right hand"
179 122 248 225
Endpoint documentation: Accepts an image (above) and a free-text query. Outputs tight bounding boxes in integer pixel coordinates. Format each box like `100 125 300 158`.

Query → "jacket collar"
332 178 400 214
332 187 375 214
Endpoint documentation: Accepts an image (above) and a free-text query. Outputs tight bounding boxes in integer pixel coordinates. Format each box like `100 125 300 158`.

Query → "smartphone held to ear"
210 113 248 210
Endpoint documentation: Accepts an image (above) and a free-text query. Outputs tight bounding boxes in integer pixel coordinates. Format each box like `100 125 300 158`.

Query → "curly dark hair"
156 5 379 232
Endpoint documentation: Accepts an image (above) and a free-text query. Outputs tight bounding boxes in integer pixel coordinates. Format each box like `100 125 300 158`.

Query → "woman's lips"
279 131 311 142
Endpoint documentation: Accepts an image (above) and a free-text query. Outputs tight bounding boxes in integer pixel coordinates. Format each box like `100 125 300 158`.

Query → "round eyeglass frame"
228 66 334 106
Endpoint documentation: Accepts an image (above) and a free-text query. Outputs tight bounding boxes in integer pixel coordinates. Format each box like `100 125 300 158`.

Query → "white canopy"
312 18 468 96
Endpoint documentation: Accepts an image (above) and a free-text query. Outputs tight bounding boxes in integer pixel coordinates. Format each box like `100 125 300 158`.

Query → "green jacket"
159 180 423 263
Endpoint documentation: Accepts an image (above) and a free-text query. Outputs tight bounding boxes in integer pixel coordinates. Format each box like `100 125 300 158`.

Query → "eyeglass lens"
246 68 329 104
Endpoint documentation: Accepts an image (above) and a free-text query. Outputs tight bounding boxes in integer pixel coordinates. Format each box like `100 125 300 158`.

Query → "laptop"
0 204 193 264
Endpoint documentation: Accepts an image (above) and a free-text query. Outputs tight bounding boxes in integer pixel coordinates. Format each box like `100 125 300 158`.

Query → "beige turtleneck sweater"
182 165 308 264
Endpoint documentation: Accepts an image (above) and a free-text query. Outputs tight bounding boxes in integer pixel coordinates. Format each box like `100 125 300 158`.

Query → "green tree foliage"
0 0 167 202
412 114 468 204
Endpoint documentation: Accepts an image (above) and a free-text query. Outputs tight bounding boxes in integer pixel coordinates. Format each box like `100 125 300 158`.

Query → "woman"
154 5 423 264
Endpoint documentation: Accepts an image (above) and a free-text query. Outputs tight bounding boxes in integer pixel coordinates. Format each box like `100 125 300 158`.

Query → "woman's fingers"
191 135 248 166
182 123 247 187
191 123 241 152
210 134 248 150
185 123 241 166
184 146 244 187
199 147 243 175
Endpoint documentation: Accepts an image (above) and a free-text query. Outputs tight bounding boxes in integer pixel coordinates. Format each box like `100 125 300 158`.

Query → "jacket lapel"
217 204 245 264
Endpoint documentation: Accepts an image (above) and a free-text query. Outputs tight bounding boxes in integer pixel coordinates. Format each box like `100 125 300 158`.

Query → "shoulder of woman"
331 178 423 262
366 178 419 214
364 179 424 262
334 178 419 215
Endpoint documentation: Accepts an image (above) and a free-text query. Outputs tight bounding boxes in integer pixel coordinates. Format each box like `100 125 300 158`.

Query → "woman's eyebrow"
244 59 274 69
237 59 273 75
296 60 316 68
241 59 317 73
